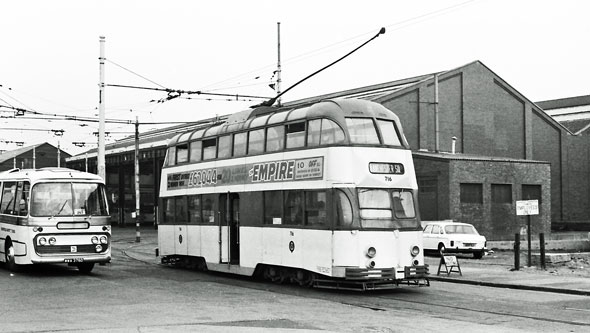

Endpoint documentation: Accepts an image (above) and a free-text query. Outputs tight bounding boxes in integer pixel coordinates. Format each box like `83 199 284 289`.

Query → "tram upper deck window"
218 135 232 159
166 147 176 166
248 129 265 155
377 119 402 146
190 141 202 162
176 143 189 163
266 125 285 152
286 122 305 149
307 118 345 147
233 132 247 156
202 138 217 160
346 118 380 144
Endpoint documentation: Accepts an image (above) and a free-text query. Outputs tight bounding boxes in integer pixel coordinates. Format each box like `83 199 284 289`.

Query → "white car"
422 221 487 259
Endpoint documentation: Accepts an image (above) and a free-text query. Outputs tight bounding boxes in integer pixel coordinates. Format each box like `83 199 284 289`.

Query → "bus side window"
321 119 345 145
1 182 16 215
202 194 215 223
16 181 29 216
175 196 188 222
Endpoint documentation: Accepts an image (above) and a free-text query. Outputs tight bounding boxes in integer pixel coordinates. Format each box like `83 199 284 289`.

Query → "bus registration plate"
64 258 84 263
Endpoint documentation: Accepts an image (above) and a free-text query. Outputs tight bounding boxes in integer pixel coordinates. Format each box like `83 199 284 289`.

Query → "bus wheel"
295 270 313 287
5 241 18 272
77 263 95 274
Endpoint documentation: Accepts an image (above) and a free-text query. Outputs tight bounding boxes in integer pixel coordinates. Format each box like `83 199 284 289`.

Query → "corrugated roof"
413 150 549 164
536 95 590 110
0 143 70 164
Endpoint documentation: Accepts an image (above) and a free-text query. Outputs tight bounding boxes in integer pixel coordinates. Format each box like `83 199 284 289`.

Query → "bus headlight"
366 246 376 258
91 236 99 244
410 245 420 257
39 237 47 246
48 237 56 245
99 236 108 244
95 245 103 252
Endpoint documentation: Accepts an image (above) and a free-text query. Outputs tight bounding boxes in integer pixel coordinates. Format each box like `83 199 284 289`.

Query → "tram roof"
168 98 400 146
0 167 105 183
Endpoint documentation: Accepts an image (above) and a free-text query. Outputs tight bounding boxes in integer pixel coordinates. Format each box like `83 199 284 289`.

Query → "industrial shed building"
66 60 590 239
0 143 71 172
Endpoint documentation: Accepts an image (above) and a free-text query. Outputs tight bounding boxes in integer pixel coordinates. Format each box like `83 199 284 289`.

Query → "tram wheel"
4 241 19 272
295 270 313 287
77 263 95 274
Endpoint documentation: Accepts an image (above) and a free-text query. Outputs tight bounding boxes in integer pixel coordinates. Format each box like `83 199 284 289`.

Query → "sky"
1 0 589 156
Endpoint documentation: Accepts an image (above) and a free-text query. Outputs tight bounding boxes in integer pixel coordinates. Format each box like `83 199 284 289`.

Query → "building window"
492 184 512 203
522 184 542 205
460 183 483 204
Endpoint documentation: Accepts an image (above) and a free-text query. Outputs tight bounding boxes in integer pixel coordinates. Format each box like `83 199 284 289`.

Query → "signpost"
516 200 539 267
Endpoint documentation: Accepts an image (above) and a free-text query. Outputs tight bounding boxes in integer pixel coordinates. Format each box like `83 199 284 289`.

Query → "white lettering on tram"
187 169 218 187
250 160 295 182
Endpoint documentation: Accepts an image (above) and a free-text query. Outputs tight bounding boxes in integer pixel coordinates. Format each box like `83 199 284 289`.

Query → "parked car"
422 221 487 259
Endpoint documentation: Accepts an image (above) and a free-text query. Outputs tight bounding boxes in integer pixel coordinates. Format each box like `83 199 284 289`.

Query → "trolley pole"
134 117 141 243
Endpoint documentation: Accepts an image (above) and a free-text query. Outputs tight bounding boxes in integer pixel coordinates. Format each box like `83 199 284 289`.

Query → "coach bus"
158 98 428 290
0 168 111 273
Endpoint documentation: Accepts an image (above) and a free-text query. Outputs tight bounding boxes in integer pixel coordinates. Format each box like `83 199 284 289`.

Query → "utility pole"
98 36 106 180
276 22 282 107
134 116 141 242
434 73 440 153
33 145 36 169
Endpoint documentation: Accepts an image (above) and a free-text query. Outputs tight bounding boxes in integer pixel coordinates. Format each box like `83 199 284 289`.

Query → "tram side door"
219 193 240 265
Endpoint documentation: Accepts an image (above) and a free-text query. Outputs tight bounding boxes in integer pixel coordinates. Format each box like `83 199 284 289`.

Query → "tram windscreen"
31 182 109 217
357 188 419 229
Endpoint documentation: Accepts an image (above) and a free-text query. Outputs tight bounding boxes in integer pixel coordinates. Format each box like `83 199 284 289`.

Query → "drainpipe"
451 136 457 154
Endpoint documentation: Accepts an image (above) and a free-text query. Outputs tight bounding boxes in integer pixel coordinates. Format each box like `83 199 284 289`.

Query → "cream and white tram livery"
158 98 429 290
0 168 111 273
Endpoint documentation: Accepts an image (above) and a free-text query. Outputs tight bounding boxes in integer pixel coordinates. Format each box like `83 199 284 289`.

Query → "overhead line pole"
276 22 282 107
98 36 106 181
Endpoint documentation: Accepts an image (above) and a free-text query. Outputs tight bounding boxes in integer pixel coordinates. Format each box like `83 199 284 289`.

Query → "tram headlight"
91 236 99 244
48 237 56 245
410 245 420 257
39 237 47 246
95 245 103 252
366 246 377 258
99 236 108 244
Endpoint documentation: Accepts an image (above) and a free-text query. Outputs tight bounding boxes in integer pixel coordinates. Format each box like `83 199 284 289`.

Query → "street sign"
516 200 539 216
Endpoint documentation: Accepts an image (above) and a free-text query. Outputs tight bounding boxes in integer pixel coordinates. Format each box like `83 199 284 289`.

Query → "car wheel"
77 263 95 274
5 241 19 272
473 251 484 259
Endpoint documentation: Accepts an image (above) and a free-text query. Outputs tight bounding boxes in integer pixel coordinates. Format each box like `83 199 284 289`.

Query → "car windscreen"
444 225 478 234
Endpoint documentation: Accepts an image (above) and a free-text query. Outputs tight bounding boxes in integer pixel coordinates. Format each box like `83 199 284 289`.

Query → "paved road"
0 231 588 332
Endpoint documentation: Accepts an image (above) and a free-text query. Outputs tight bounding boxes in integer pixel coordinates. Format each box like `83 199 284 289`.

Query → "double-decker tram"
158 98 429 290
0 168 111 273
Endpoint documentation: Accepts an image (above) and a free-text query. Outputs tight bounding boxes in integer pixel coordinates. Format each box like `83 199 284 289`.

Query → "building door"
418 178 438 221
219 193 240 264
